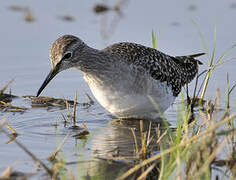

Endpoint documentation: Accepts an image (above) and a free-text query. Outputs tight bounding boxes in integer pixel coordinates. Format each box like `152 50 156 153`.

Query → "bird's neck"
78 46 120 76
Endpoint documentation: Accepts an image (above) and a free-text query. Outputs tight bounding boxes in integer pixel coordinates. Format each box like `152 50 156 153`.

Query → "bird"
37 35 204 120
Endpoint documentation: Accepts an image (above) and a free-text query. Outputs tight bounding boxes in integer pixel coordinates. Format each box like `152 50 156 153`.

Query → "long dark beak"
36 65 60 97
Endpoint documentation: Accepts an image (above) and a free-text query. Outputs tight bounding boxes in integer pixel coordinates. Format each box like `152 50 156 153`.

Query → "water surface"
0 0 236 179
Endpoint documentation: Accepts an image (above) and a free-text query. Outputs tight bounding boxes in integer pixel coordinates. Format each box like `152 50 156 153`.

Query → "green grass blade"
152 30 158 49
213 44 236 70
192 20 210 62
210 23 217 67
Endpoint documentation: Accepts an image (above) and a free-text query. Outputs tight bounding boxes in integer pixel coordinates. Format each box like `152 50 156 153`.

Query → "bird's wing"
103 42 204 96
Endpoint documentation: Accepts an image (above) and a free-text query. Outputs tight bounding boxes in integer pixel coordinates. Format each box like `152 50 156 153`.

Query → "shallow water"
0 0 236 179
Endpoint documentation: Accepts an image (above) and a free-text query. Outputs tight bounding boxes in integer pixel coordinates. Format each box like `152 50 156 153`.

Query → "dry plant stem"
1 119 18 144
0 127 53 176
5 123 18 135
1 166 13 179
85 92 94 104
0 79 14 94
5 134 18 144
61 113 67 122
117 113 236 180
48 132 70 161
64 97 72 118
200 69 211 99
131 128 139 155
140 120 147 160
193 138 227 179
139 120 146 174
73 91 78 126
156 130 167 144
137 162 157 180
146 122 152 147
82 121 89 131
140 132 147 160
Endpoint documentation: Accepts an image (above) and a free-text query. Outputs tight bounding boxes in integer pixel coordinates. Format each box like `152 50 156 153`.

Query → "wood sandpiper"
37 35 203 120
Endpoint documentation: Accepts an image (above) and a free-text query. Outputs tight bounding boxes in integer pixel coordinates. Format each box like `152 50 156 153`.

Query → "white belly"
84 73 175 120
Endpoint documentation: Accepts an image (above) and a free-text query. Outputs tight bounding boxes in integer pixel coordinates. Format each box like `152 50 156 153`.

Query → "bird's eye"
63 52 72 60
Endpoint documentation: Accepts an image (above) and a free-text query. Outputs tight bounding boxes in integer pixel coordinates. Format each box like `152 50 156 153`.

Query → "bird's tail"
173 52 205 85
186 52 205 65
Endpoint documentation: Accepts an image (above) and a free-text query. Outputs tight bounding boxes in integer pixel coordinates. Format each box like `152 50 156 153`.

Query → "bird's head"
36 35 85 96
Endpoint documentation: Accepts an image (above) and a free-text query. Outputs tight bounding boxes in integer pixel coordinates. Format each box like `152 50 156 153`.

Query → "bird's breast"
83 72 175 120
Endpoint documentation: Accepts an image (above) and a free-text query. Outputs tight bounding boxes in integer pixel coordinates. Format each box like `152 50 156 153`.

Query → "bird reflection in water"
86 118 175 179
